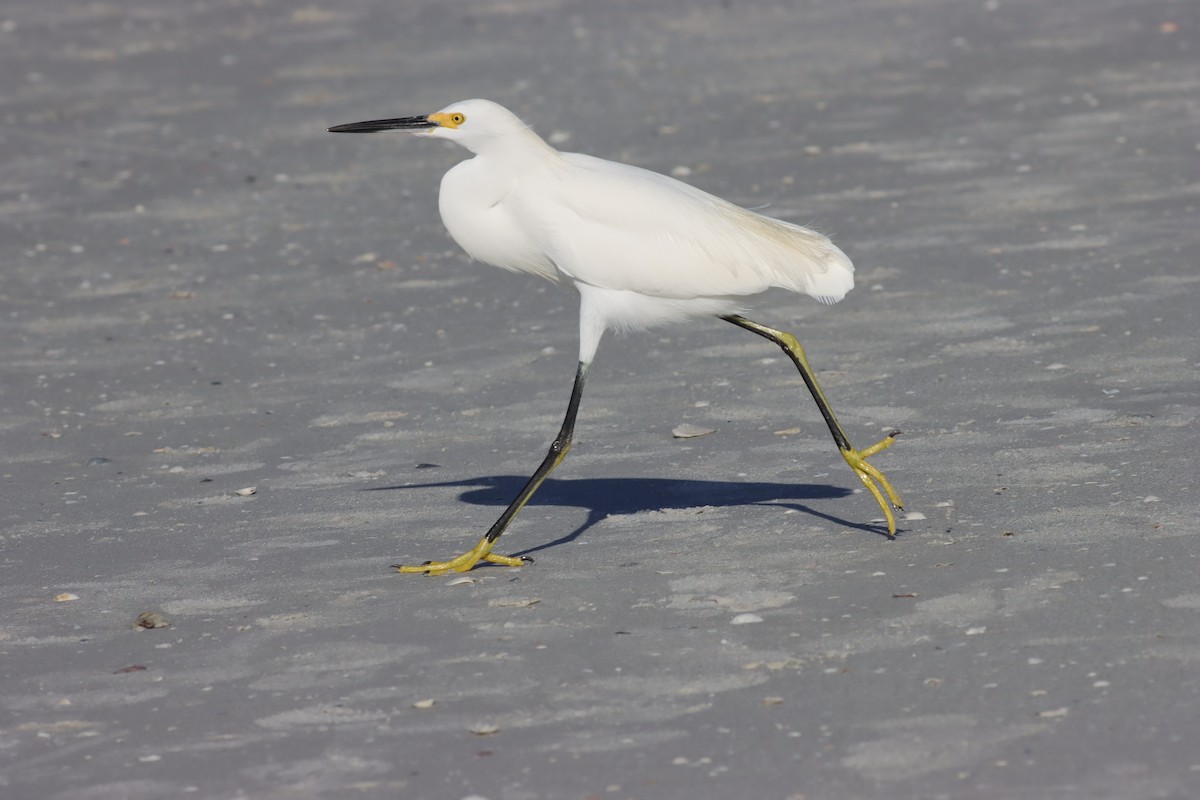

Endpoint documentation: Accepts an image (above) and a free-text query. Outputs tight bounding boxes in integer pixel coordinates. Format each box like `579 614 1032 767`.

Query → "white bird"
330 99 903 574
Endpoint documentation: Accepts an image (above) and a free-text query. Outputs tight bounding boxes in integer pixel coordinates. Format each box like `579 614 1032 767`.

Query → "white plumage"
434 101 853 342
329 99 902 574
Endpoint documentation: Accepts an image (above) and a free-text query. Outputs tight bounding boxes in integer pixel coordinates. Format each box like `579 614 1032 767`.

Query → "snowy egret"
329 99 903 574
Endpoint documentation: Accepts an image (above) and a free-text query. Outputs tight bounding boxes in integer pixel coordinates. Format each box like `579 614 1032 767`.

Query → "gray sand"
2 1 1198 798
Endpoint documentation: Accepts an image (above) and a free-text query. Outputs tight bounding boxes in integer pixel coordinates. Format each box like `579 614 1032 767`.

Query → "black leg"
722 315 904 533
485 361 589 543
395 361 590 574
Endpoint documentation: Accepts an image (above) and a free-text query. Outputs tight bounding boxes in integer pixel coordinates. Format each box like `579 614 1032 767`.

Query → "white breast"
437 155 561 284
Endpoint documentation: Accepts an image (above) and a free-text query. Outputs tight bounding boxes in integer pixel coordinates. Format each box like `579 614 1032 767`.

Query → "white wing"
529 153 854 303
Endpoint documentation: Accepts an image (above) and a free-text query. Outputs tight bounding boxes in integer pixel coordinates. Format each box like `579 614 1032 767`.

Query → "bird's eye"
451 113 465 125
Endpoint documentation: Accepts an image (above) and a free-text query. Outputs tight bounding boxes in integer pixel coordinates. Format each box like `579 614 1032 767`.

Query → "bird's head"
329 99 538 155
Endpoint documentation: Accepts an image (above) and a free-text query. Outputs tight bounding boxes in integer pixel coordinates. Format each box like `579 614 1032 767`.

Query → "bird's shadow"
365 475 893 560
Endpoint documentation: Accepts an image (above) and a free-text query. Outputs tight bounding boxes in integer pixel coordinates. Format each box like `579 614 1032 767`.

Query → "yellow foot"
841 430 905 536
393 536 532 576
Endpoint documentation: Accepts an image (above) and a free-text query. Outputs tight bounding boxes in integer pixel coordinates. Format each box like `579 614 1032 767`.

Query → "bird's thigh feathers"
574 282 743 363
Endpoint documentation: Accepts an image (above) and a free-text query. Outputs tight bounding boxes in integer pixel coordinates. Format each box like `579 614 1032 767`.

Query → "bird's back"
533 153 854 304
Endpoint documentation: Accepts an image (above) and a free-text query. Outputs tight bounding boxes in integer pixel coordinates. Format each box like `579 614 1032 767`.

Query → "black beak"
328 116 437 134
